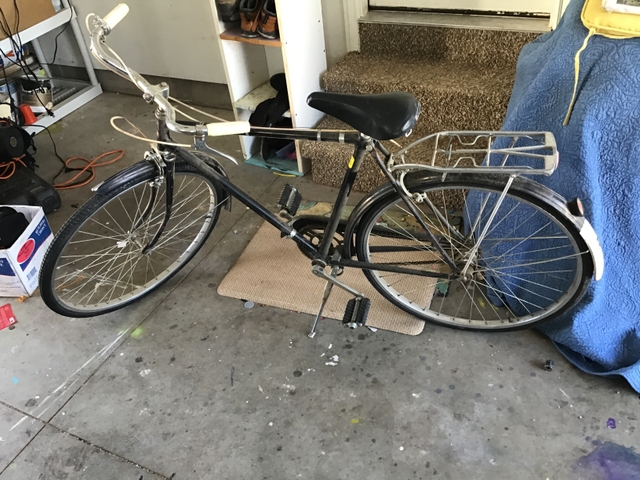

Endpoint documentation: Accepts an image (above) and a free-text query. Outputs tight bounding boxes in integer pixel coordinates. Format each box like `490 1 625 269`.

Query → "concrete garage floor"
0 93 639 480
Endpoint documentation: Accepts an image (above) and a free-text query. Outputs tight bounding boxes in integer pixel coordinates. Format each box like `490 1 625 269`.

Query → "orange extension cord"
0 155 27 180
51 150 125 190
0 150 125 190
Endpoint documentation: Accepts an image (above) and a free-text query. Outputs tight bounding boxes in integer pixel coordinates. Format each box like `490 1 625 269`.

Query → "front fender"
94 160 158 195
93 155 232 211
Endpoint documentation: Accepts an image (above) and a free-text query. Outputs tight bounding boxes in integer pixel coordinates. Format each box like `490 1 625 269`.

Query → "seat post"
313 135 371 265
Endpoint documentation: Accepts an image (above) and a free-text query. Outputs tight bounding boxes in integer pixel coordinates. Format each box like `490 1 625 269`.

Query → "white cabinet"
1 0 102 135
209 0 327 175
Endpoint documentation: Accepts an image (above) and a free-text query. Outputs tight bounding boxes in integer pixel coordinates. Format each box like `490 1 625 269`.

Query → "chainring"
291 215 347 260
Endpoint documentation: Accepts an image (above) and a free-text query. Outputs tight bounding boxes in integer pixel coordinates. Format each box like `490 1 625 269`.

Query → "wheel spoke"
55 245 125 281
481 243 574 262
70 230 126 242
360 181 585 329
477 251 584 273
45 172 218 314
65 247 133 303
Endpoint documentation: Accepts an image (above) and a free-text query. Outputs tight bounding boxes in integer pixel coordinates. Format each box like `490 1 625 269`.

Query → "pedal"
342 297 371 329
277 184 302 217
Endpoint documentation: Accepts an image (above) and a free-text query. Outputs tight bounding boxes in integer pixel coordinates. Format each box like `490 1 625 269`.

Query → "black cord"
0 2 54 117
49 22 70 65
29 124 65 166
49 2 76 65
30 123 91 188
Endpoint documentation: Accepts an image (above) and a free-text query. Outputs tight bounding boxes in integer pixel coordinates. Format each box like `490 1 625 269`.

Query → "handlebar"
87 4 251 139
102 3 129 30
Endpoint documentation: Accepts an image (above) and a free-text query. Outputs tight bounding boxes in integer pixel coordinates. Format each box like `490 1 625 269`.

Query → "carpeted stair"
301 18 541 192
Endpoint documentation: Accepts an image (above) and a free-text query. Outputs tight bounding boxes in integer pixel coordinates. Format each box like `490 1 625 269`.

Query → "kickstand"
308 266 340 338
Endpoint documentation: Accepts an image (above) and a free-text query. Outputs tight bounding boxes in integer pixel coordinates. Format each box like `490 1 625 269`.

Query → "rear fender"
343 181 399 257
342 172 603 280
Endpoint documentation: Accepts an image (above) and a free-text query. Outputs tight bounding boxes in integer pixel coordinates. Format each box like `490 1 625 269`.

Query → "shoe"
216 0 240 22
257 0 278 39
239 0 264 37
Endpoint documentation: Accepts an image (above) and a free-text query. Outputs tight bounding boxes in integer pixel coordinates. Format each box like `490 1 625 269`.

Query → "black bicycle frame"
154 119 458 279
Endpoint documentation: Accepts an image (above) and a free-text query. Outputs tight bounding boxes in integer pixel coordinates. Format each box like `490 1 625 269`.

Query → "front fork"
139 150 176 254
136 115 192 254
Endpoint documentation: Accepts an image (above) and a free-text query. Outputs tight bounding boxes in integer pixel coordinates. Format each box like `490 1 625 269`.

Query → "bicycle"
38 4 604 337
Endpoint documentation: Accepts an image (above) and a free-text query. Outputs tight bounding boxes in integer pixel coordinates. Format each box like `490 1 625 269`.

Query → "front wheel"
39 162 223 317
355 174 593 331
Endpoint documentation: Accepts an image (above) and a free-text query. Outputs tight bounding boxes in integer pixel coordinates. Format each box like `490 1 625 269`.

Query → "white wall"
43 0 347 84
46 0 227 83
322 0 348 67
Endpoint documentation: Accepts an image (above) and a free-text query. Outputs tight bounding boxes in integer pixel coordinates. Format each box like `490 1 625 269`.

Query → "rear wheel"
355 175 592 331
39 162 222 317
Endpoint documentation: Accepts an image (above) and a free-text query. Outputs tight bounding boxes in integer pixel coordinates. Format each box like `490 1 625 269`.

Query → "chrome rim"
362 185 585 329
51 173 217 312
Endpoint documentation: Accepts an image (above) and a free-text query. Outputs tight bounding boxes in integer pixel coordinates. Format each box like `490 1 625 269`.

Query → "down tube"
187 154 316 254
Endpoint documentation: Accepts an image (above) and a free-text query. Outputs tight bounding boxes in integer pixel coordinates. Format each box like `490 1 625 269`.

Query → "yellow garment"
564 0 640 125
583 0 640 37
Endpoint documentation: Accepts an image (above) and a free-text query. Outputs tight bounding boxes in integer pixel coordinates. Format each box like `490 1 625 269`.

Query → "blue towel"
499 0 640 392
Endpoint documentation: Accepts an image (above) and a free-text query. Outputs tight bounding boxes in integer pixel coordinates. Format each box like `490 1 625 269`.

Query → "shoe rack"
209 0 327 176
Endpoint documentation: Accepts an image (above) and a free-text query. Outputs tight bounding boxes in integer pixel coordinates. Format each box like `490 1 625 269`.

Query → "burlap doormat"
218 221 428 336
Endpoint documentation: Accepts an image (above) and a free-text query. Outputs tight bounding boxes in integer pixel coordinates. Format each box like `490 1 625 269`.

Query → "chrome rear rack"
389 131 559 176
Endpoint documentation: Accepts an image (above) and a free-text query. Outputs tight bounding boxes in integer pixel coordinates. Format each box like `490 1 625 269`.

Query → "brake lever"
193 132 238 166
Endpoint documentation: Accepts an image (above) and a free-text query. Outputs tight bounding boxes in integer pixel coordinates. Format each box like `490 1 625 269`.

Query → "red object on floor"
0 304 17 330
19 104 37 125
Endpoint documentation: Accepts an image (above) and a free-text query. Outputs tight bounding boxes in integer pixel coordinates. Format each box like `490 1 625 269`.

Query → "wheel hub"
116 231 146 251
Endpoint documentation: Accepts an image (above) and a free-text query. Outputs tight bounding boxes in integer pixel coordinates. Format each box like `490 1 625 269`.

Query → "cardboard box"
0 206 53 297
0 0 56 41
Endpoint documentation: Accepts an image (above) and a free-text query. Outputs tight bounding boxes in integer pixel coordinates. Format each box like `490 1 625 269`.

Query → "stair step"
323 52 515 134
358 22 538 68
361 10 550 33
301 117 387 193
306 53 519 192
325 53 514 94
302 114 434 192
305 19 540 193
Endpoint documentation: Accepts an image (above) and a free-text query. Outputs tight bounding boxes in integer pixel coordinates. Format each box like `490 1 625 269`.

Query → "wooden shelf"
220 26 282 47
213 0 326 175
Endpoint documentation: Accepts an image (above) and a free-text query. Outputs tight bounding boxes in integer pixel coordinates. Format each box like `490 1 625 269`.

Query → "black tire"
355 174 593 331
40 162 223 317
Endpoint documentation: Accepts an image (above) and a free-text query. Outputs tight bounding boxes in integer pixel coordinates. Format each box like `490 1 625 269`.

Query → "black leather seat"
307 91 420 140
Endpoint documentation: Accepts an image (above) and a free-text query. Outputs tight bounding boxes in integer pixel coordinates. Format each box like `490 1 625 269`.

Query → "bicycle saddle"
307 91 420 140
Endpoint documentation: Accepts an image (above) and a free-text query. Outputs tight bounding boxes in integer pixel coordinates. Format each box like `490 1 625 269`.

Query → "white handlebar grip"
103 4 129 30
206 121 251 137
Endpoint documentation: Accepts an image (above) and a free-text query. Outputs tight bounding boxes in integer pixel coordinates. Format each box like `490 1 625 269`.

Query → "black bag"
0 206 29 249
249 73 293 161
